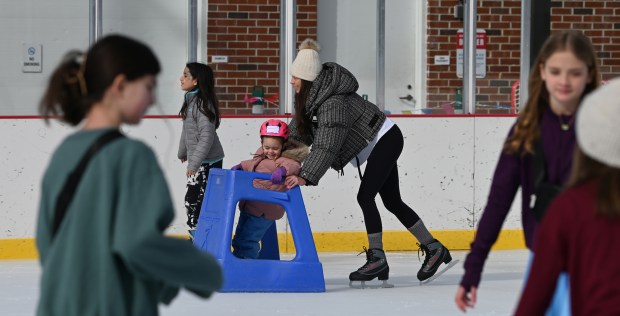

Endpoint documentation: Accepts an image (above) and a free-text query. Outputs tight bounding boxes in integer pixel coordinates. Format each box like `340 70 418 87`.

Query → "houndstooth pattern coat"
289 62 386 185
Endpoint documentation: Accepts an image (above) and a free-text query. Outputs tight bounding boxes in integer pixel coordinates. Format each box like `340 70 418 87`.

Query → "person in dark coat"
284 38 454 287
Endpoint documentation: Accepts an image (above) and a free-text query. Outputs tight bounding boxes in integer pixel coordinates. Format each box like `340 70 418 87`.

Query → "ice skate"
417 239 458 285
349 247 394 289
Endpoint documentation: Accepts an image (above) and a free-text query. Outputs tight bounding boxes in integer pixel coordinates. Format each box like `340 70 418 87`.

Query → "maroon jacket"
516 179 620 316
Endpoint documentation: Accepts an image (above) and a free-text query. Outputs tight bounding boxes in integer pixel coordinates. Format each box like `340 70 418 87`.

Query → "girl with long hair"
177 62 224 236
455 30 600 314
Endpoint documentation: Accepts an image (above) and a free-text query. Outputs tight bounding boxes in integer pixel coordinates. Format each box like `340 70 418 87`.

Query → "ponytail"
39 35 161 126
40 51 89 125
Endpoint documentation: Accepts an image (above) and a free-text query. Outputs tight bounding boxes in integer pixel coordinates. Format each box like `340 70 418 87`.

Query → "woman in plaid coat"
284 39 454 287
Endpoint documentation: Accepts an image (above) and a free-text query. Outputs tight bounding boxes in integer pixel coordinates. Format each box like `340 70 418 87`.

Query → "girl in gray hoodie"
178 62 225 237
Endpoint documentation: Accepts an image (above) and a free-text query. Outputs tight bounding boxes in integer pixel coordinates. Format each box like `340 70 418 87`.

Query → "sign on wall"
456 29 486 78
22 44 42 73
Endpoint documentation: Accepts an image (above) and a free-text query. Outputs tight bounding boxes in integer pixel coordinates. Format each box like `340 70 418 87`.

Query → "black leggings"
357 125 420 234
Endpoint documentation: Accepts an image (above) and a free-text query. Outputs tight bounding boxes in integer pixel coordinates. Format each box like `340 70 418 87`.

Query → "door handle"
399 94 413 101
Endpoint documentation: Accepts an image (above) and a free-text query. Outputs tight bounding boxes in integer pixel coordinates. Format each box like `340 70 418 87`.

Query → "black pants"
357 125 420 234
185 160 223 228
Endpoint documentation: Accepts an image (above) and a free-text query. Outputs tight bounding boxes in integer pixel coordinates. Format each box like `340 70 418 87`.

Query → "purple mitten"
231 164 243 171
271 166 287 184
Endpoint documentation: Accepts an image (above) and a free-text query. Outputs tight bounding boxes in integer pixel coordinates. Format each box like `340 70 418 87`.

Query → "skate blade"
349 280 394 289
419 259 459 285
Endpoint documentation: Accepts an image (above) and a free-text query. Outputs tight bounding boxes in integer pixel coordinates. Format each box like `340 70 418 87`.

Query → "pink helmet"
260 119 289 140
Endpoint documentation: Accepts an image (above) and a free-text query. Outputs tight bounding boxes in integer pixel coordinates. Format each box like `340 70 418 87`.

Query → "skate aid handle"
232 170 292 202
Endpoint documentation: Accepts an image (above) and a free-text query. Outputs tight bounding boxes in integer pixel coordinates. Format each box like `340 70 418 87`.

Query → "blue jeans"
525 251 571 316
232 212 275 259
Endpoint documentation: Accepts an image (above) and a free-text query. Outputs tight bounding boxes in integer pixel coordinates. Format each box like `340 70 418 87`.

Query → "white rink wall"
0 116 523 239
1 0 524 240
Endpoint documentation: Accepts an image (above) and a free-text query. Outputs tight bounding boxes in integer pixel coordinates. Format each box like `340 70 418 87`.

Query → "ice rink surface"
1 250 528 316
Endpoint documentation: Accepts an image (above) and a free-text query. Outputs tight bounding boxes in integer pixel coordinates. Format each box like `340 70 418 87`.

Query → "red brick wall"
207 0 618 115
551 1 620 79
427 0 620 114
207 0 317 114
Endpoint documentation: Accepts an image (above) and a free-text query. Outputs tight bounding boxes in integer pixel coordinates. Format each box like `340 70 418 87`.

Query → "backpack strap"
532 137 546 188
51 130 125 239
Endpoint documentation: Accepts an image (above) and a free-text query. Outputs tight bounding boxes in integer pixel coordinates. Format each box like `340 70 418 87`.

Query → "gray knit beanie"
576 78 620 168
290 38 321 82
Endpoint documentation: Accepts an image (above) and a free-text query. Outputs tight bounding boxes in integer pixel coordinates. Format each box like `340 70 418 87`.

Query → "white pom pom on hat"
576 77 620 168
290 38 322 82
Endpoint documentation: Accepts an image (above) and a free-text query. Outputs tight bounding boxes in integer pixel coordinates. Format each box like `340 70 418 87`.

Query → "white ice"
1 250 528 316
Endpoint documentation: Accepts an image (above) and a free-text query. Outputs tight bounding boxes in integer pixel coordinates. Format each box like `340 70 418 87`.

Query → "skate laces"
357 246 373 260
356 247 376 271
417 243 431 266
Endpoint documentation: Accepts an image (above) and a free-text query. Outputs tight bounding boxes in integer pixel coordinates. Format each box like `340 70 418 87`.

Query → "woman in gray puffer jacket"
284 39 454 287
178 62 224 237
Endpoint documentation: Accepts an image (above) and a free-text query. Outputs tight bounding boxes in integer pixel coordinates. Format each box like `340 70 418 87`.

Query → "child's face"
180 67 197 92
119 75 157 125
262 137 283 160
540 50 591 112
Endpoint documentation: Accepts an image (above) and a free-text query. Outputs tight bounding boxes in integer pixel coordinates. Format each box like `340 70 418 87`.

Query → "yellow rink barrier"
0 229 525 260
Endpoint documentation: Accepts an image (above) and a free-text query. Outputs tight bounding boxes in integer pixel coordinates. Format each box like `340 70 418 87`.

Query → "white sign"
456 29 486 78
434 55 450 65
22 44 42 73
211 55 228 63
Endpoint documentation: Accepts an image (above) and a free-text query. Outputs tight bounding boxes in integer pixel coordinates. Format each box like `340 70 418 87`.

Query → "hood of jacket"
305 62 359 115
280 139 309 163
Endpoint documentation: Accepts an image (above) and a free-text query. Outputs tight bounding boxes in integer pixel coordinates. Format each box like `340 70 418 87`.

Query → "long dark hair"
40 35 160 125
504 30 600 155
568 147 620 218
179 62 221 128
293 79 313 136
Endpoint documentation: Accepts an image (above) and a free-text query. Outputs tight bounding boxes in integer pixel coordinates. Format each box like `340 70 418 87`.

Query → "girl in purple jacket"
455 30 601 314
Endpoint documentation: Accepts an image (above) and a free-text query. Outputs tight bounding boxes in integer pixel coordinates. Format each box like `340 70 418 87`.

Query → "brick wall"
551 1 620 79
207 0 618 115
427 0 620 114
207 0 317 114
